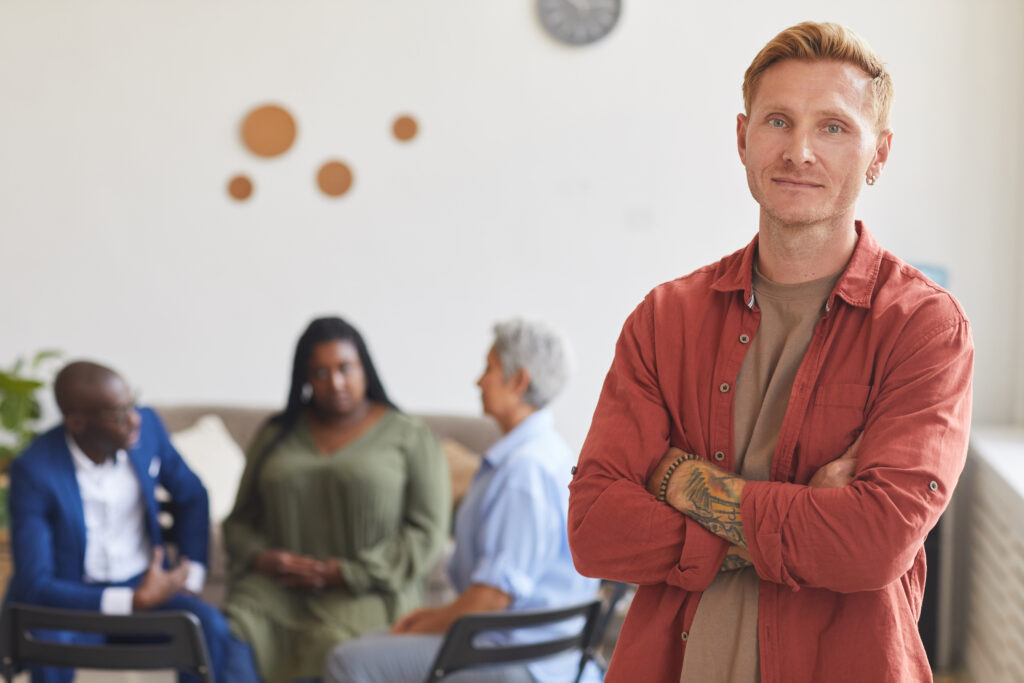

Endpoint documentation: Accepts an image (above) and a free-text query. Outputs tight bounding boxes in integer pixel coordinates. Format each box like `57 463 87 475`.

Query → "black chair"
577 580 630 678
423 580 629 683
0 603 214 682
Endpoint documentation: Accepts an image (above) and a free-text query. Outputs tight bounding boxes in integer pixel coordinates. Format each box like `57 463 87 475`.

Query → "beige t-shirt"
679 265 839 683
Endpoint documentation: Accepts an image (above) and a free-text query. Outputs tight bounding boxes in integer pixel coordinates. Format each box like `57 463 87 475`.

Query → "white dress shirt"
67 434 205 613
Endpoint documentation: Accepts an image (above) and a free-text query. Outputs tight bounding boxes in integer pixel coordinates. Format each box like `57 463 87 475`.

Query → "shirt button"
719 382 730 393
681 631 689 641
739 334 750 344
714 451 725 462
929 481 938 492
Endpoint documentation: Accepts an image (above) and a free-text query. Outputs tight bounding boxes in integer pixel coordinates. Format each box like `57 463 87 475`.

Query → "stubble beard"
747 169 859 235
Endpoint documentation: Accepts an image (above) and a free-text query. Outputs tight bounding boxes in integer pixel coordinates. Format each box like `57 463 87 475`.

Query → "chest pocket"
793 383 871 481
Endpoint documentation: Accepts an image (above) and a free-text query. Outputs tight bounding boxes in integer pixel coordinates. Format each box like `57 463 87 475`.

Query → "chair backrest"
0 603 214 683
576 580 630 681
423 599 601 683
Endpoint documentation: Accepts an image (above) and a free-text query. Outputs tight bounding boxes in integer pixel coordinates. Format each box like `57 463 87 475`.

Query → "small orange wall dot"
227 174 253 200
392 115 418 142
317 161 353 197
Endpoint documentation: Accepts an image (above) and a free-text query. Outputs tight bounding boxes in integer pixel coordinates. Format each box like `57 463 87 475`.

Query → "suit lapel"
51 432 88 560
128 433 163 551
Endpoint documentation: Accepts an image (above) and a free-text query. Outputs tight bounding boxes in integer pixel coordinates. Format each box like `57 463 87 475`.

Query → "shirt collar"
66 431 127 472
482 408 555 469
710 221 882 312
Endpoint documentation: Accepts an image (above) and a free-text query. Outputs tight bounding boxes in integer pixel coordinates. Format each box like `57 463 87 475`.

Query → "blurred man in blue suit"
6 360 257 682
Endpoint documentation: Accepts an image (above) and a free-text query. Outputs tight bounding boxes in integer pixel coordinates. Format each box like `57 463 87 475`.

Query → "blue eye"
825 124 841 134
768 118 786 128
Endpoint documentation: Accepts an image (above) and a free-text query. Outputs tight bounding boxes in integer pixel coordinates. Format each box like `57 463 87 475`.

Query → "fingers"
171 556 190 578
840 433 864 459
391 612 418 634
809 458 857 489
277 554 323 578
278 573 326 590
150 545 165 568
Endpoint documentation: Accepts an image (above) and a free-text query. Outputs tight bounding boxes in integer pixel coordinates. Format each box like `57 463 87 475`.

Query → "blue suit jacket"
6 407 210 610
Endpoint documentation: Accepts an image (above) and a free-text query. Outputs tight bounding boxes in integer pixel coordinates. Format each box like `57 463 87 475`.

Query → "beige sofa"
153 404 501 608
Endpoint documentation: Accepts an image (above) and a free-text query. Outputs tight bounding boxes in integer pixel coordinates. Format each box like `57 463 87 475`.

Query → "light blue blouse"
448 408 600 683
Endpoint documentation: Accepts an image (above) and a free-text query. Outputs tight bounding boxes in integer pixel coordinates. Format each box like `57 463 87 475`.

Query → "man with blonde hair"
569 22 972 682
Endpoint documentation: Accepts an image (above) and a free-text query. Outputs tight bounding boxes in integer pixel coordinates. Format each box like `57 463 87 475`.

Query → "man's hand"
808 434 862 489
132 546 189 611
719 544 753 572
653 436 862 570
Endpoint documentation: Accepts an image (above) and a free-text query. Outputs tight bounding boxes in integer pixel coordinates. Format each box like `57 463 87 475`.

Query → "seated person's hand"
252 550 343 590
808 433 862 489
133 546 189 611
392 584 511 635
391 606 451 635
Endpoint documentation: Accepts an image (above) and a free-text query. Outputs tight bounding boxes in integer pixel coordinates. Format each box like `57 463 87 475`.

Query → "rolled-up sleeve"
569 298 728 590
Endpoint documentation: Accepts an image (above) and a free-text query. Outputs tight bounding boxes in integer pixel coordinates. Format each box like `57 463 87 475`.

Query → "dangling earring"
301 383 312 402
866 174 877 186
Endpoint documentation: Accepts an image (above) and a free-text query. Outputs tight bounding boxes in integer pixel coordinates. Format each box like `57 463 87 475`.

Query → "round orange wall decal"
317 161 353 197
242 104 297 157
392 115 418 142
227 174 253 200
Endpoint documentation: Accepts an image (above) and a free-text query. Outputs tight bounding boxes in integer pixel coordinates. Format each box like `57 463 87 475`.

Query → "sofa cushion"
168 414 246 523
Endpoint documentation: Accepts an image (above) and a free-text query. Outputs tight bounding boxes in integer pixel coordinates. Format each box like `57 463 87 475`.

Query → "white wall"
1 0 1021 449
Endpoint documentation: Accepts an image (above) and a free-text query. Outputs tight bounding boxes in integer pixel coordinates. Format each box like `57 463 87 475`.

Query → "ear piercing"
866 174 878 186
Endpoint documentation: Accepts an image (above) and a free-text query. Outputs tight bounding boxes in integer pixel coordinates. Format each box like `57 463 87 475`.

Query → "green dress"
223 410 450 682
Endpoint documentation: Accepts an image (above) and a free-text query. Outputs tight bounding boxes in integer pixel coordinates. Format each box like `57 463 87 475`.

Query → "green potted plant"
0 350 61 528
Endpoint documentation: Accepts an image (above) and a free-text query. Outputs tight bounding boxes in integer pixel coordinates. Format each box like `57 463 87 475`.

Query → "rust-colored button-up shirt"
569 224 974 683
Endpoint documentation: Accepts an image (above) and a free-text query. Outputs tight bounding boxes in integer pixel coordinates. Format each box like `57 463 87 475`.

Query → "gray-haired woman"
324 318 600 683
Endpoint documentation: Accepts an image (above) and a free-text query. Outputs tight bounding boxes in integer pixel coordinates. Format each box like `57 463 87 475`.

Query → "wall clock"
538 0 621 46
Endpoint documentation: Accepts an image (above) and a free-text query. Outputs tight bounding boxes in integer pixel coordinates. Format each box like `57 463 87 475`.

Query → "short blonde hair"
743 21 894 131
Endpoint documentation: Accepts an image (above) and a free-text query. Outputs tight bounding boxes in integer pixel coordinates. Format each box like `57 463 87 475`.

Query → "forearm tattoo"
679 464 747 548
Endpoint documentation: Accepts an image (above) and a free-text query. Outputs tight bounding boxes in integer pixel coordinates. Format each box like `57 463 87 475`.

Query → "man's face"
65 374 141 458
737 59 892 231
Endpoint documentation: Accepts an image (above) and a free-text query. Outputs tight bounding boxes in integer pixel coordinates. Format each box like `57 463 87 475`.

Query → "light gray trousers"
323 632 537 683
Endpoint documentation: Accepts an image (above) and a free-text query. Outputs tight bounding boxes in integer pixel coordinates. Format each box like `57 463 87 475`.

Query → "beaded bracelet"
656 452 700 502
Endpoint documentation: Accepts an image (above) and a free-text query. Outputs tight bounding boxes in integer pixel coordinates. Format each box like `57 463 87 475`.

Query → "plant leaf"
31 349 62 370
0 375 44 393
0 395 30 432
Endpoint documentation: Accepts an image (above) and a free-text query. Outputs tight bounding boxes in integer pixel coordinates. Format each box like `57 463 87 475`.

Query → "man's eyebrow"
754 105 860 122
818 109 856 121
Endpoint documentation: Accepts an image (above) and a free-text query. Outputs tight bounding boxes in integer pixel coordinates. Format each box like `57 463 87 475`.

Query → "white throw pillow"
170 415 245 523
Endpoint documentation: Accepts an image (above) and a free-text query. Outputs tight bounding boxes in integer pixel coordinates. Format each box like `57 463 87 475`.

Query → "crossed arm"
570 297 972 592
645 438 861 572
